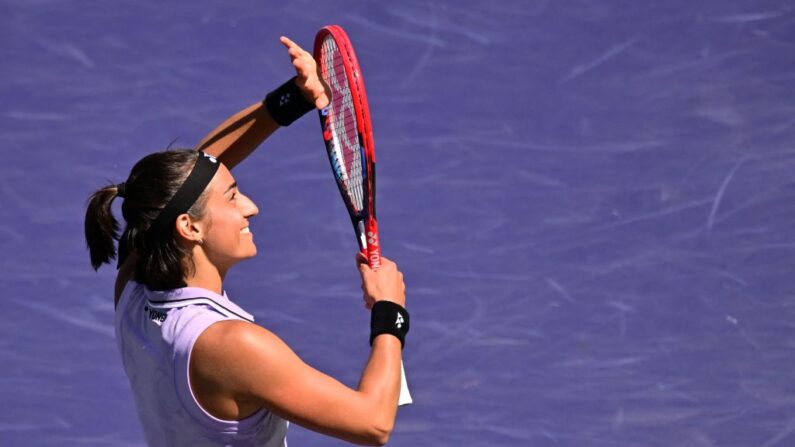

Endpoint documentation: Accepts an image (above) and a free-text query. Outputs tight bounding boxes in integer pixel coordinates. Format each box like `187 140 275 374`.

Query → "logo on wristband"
395 313 405 329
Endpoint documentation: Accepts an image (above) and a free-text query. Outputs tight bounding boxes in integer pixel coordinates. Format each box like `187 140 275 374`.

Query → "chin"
226 249 257 266
234 251 256 262
242 245 257 259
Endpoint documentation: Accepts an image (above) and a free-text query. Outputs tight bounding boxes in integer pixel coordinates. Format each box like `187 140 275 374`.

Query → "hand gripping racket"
314 25 412 406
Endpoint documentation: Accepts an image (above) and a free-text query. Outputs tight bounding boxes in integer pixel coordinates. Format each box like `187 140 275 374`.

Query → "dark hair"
84 150 211 290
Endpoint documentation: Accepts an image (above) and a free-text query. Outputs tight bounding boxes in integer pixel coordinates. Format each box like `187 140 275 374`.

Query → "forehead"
208 163 235 194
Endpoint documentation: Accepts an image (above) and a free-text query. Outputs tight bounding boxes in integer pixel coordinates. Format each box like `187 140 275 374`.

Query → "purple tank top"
114 281 288 446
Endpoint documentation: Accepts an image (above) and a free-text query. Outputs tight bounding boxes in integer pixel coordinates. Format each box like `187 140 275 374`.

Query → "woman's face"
200 164 259 270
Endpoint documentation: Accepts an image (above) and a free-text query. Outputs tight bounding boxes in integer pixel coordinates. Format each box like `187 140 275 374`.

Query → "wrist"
370 301 410 349
263 76 315 126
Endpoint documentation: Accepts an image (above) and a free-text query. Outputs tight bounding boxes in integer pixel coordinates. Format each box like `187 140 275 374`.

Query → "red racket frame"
314 25 381 270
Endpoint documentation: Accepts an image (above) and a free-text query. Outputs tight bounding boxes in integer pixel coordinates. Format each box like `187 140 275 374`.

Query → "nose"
240 193 259 218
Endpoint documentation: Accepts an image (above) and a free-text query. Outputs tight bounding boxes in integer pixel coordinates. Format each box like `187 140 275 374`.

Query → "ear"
174 213 205 244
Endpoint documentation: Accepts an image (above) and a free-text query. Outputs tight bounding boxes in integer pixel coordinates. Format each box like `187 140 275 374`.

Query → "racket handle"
365 218 381 270
398 361 412 406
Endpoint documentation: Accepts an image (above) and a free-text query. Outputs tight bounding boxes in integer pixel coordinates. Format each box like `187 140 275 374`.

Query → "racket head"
314 25 381 269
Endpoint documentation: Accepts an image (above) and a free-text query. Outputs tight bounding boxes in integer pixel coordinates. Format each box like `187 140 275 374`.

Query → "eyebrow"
224 182 238 195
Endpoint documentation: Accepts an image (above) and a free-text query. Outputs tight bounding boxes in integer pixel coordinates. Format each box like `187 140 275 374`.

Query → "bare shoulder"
190 320 292 396
192 320 285 367
195 319 264 347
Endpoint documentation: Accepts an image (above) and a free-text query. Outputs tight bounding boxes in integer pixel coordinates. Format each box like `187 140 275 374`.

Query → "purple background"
2 1 795 446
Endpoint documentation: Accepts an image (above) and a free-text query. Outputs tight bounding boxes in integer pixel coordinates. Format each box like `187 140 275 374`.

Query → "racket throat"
356 219 368 251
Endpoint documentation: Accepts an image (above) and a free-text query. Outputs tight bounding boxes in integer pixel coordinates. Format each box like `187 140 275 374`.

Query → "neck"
183 247 226 295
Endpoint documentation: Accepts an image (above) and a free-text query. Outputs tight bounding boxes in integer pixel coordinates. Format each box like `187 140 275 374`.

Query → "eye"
229 192 237 201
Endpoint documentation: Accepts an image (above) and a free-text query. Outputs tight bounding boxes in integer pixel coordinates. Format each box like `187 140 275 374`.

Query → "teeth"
241 227 250 234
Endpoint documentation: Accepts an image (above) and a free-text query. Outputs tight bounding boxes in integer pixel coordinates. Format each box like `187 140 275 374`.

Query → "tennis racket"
314 25 412 406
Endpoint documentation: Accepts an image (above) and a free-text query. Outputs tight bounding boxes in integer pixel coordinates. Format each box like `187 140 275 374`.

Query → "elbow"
365 432 390 446
348 394 397 445
362 421 393 446
373 427 392 446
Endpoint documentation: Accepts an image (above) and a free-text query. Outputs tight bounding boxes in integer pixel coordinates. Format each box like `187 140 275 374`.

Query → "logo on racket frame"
366 230 379 247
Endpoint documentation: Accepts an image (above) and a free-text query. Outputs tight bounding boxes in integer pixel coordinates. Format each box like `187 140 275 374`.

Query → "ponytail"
84 184 122 270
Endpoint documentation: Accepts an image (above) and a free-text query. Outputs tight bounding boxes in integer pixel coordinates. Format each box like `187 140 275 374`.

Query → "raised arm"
196 102 277 169
198 36 330 169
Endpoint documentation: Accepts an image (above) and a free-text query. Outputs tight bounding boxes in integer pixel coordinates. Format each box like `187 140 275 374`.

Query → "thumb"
356 252 369 271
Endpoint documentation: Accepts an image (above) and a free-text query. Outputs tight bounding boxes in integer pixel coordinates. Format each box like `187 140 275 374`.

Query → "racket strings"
321 37 365 213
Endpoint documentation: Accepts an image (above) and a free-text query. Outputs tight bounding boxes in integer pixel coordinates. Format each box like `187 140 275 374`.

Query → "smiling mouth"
241 227 251 234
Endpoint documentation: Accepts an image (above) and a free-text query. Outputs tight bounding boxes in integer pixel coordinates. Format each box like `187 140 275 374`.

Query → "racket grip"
398 361 412 406
365 218 381 270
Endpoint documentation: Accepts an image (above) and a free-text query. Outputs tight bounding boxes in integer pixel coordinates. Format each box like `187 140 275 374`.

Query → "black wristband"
370 301 410 349
264 76 315 126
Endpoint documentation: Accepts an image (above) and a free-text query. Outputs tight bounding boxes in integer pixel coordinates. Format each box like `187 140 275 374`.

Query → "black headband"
146 151 220 237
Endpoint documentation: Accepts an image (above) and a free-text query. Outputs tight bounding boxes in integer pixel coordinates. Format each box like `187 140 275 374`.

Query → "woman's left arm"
198 36 330 169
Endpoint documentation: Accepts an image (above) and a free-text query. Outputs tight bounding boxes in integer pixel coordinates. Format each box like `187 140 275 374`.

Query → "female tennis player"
84 36 409 447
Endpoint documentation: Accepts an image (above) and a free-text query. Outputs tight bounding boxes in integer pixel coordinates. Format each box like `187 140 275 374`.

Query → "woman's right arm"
191 256 406 446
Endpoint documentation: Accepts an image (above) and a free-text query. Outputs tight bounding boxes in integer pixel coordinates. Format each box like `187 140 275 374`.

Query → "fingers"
279 36 302 51
378 256 398 273
279 35 331 110
357 252 406 309
356 252 369 269
280 36 315 86
357 253 397 270
358 254 375 309
280 36 311 61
